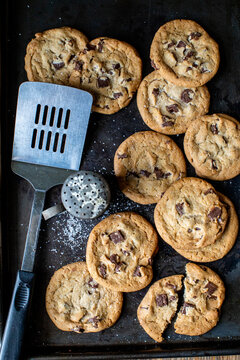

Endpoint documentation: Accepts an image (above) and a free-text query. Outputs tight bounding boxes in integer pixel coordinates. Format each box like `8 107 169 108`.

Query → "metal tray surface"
1 0 240 358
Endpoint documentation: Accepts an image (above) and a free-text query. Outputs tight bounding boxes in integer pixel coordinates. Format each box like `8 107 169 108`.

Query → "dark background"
1 0 240 358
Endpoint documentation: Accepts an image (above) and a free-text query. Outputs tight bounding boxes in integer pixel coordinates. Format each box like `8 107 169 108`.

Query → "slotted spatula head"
12 82 93 190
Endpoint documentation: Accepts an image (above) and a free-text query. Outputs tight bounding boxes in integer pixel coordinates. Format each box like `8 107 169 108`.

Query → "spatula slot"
42 106 48 125
57 108 63 128
35 104 41 124
64 109 70 129
49 107 56 127
53 133 59 152
46 131 52 151
38 130 45 150
31 129 37 148
60 134 66 153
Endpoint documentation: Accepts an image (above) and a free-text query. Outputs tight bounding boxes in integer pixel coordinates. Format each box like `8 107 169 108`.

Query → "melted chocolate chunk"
113 92 123 99
181 302 196 314
140 170 151 177
156 294 168 307
87 316 100 328
52 61 65 70
152 88 160 96
117 152 127 159
176 202 184 216
176 40 186 48
192 62 198 68
86 43 96 51
188 228 192 233
166 104 179 113
200 67 209 73
88 277 98 289
204 188 215 195
154 167 171 179
210 124 219 134
189 32 202 40
113 63 120 69
74 60 84 71
183 50 195 60
162 117 175 127
208 207 222 220
98 39 104 52
168 40 176 48
166 283 177 291
109 230 125 244
109 254 120 264
114 263 123 273
97 77 110 88
181 89 194 103
211 159 218 170
151 60 158 70
205 281 218 296
98 263 107 279
186 66 192 71
126 77 132 82
72 326 85 333
133 266 142 277
195 227 201 231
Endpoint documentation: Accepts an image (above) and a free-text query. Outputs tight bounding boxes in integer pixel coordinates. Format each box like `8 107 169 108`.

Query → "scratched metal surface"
1 0 240 358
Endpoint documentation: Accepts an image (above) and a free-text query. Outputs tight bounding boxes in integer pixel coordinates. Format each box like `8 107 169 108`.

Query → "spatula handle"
0 270 34 360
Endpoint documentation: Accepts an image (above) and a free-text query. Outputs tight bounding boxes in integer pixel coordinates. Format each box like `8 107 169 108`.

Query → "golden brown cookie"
137 70 210 135
25 27 88 85
137 275 183 342
114 131 186 204
154 177 228 250
46 262 123 333
173 192 238 262
184 114 240 180
69 37 142 114
150 19 220 87
86 212 159 292
174 263 225 336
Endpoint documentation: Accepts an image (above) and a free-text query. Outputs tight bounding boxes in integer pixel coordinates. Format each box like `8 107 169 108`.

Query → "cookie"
184 113 240 180
86 212 159 292
174 263 225 336
114 131 186 204
154 177 228 250
137 275 183 342
46 262 123 333
69 37 142 114
173 192 238 262
150 19 220 87
137 70 210 135
25 27 88 85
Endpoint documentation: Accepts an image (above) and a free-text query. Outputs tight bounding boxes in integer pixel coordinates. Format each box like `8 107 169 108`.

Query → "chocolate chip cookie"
46 262 123 333
69 37 142 114
184 113 240 180
150 20 220 87
174 192 238 262
174 263 225 336
154 177 228 250
137 70 210 135
25 27 88 85
137 275 183 342
86 212 159 292
114 131 186 204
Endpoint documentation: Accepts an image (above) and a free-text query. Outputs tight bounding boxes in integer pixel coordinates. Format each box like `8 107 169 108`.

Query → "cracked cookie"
25 27 88 85
174 263 225 336
184 114 240 180
150 19 220 87
137 275 183 342
137 70 210 135
86 212 159 292
154 177 228 250
174 192 238 262
69 37 142 114
46 261 123 333
114 131 186 204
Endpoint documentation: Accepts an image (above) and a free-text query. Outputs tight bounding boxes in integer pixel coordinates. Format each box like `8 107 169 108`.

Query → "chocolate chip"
151 60 158 70
181 302 196 314
181 89 194 103
88 277 98 289
211 159 218 170
87 316 100 328
208 207 222 220
166 104 179 113
52 61 65 70
114 263 123 273
113 63 120 69
200 67 209 73
126 78 132 82
210 124 219 134
117 153 128 159
152 88 160 96
166 283 177 291
183 49 195 60
176 40 186 48
109 254 120 264
186 67 192 71
205 281 218 296
208 295 217 300
195 227 201 231
72 326 85 333
104 105 109 109
176 202 184 216
113 92 123 99
189 32 202 40
133 266 142 277
188 228 192 233
98 263 107 278
162 116 175 127
154 167 171 179
192 62 198 68
169 296 177 302
140 170 151 177
127 171 139 178
109 230 125 244
167 40 176 48
204 188 215 195
69 54 75 62
74 60 84 71
148 258 153 265
98 39 104 52
97 77 110 88
86 43 96 51
156 294 168 307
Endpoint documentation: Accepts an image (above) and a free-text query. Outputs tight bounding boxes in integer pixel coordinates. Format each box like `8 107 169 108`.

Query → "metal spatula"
0 82 92 360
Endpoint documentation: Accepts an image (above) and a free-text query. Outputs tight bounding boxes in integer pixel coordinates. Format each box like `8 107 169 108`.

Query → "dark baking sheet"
1 0 240 358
